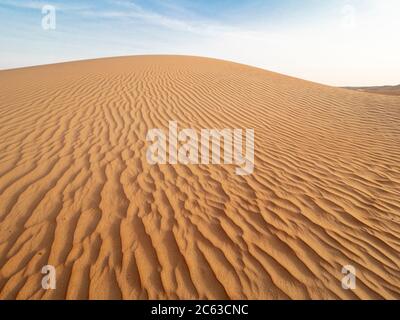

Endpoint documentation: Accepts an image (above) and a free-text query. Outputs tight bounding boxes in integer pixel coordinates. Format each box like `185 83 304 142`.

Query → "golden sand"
0 56 399 299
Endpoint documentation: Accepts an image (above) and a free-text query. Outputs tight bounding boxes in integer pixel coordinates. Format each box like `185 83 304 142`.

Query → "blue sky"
1 0 399 86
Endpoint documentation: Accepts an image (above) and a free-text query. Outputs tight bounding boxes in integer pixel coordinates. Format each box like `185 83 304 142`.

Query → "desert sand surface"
0 56 399 300
346 85 400 96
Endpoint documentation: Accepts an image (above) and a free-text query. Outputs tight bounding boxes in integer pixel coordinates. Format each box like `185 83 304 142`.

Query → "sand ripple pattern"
0 56 399 299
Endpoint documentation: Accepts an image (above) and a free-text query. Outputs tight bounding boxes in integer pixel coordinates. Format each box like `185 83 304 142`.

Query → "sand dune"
346 85 400 96
0 56 399 300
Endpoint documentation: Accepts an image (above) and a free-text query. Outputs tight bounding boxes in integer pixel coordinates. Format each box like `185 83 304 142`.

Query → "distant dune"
345 85 400 96
0 56 399 300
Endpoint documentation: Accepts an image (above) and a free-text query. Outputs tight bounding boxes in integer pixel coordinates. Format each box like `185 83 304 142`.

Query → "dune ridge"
0 56 399 299
345 85 400 96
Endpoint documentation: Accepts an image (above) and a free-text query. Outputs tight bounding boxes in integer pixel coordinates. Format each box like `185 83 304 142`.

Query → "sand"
0 56 399 300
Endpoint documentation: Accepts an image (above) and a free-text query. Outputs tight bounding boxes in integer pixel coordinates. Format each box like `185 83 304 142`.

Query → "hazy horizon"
1 0 399 86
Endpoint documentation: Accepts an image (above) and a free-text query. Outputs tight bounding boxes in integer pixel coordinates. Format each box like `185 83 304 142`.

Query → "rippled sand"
0 56 399 299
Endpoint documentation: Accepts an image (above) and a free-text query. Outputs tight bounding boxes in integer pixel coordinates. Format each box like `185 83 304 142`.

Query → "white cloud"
0 0 89 11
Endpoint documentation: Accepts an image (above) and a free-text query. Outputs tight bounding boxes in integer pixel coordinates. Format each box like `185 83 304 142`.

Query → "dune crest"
346 85 400 96
0 56 399 299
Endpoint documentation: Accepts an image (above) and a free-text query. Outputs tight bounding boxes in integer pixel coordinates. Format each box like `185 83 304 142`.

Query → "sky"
0 0 399 86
